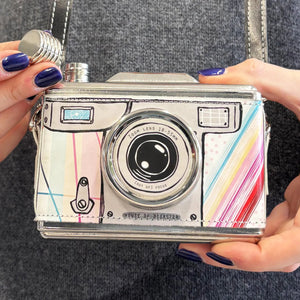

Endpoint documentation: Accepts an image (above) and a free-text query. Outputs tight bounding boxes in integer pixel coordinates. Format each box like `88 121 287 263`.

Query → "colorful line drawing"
203 104 265 227
72 133 81 222
40 164 62 222
35 100 265 229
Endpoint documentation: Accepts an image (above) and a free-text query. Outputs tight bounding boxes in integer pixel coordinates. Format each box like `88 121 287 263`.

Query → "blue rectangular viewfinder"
64 109 91 121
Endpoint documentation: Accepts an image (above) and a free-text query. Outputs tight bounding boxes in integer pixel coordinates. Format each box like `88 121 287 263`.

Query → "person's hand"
197 59 300 120
0 40 62 162
177 59 300 272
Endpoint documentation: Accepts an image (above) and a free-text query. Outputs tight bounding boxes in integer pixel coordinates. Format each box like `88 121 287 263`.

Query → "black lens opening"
127 133 178 182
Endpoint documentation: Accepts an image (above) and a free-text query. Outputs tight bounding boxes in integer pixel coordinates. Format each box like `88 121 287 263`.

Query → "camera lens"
103 109 200 209
127 134 178 182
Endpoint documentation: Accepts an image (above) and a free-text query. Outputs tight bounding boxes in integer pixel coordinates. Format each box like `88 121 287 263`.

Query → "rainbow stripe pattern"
35 131 103 223
202 103 266 228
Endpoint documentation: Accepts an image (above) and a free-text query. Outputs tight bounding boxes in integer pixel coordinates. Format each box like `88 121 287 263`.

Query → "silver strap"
245 0 268 62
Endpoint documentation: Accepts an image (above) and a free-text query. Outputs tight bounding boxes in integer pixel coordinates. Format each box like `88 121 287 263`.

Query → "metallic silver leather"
245 0 268 62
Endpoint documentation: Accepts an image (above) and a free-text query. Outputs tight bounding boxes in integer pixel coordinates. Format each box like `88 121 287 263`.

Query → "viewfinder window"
61 107 94 123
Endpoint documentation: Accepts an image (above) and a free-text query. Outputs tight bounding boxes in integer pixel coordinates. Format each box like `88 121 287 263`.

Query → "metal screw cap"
64 62 89 82
18 29 62 65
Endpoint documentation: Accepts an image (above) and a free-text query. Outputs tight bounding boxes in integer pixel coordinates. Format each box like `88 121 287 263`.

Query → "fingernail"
206 252 234 266
198 68 225 76
44 30 52 35
34 67 62 88
27 95 36 101
176 249 202 262
2 53 29 72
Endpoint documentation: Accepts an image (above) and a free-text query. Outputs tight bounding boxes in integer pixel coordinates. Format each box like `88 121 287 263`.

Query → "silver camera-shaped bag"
32 72 269 241
26 0 269 241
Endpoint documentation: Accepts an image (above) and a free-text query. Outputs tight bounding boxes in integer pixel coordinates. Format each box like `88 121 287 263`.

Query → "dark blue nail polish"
34 67 62 88
206 252 234 266
198 68 225 76
2 53 29 72
27 95 36 101
177 249 202 262
44 30 52 35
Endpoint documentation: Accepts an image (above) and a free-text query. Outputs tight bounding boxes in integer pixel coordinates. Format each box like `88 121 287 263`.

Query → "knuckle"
9 83 22 103
244 58 264 76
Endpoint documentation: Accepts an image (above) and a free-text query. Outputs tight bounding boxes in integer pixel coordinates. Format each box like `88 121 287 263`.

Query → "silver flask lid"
18 29 62 65
64 62 89 82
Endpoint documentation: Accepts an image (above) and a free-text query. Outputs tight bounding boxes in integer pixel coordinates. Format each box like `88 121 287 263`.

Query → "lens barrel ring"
102 109 200 209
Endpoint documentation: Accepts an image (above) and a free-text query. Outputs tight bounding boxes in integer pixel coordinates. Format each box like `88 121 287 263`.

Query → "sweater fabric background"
0 1 299 299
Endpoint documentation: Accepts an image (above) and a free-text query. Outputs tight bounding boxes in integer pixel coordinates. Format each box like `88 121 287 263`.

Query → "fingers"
0 41 19 51
284 175 300 220
178 225 300 272
0 40 62 161
281 263 300 273
178 175 300 272
0 51 29 81
0 112 30 162
0 49 62 111
0 61 62 111
198 59 300 120
263 201 290 237
210 228 300 272
0 99 38 139
177 243 212 263
177 199 297 272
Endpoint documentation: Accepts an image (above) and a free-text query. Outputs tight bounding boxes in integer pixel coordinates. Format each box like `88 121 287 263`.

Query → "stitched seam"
246 0 251 58
50 0 57 32
62 0 71 53
260 0 266 61
44 98 264 106
35 214 266 224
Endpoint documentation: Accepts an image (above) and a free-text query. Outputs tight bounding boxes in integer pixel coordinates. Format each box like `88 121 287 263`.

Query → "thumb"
198 59 300 120
178 224 300 272
206 227 300 272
